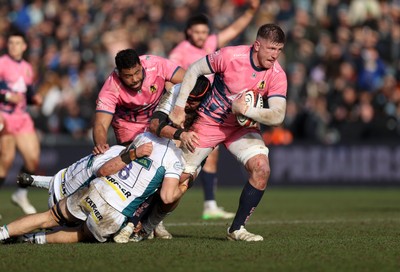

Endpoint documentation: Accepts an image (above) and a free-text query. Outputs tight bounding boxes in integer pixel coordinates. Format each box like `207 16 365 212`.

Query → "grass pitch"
0 186 399 272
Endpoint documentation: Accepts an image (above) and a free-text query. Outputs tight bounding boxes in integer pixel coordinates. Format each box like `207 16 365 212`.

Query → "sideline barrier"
5 143 400 186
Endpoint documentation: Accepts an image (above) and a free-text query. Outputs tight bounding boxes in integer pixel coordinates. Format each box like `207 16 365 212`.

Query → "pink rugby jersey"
198 45 287 127
169 34 218 69
96 55 180 144
0 54 34 114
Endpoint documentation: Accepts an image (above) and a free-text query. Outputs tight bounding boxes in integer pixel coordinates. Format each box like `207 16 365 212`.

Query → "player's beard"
130 81 143 92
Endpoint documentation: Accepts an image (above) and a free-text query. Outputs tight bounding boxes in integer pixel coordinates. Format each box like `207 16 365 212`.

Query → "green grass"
0 186 399 272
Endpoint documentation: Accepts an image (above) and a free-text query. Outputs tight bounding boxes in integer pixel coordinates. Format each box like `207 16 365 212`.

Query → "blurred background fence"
2 0 400 186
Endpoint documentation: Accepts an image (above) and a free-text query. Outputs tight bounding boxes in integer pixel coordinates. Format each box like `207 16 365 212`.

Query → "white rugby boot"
227 226 263 242
113 222 134 244
153 221 172 239
11 189 37 214
202 207 235 220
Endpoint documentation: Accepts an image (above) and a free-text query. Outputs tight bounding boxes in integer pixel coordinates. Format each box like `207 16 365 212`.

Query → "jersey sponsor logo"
104 176 132 199
233 53 247 58
173 161 183 171
209 50 220 63
60 169 67 197
134 157 152 170
258 80 266 90
146 67 156 72
150 84 157 93
84 196 103 221
96 99 107 110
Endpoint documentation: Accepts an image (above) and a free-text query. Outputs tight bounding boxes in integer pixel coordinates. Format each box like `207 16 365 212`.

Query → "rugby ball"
236 89 263 128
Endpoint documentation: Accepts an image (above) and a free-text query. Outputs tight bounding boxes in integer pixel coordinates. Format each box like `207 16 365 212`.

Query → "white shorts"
47 177 57 208
183 132 269 174
66 184 126 242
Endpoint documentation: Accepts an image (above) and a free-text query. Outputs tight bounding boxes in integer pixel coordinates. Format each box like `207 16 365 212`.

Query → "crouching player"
0 132 186 244
112 76 210 242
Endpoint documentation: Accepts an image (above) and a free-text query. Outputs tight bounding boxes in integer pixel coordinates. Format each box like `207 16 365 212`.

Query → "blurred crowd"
1 0 400 145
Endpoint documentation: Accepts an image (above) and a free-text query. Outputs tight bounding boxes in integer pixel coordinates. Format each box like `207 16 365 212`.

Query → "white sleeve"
163 149 184 179
244 96 287 126
91 145 125 174
175 57 212 107
155 84 181 115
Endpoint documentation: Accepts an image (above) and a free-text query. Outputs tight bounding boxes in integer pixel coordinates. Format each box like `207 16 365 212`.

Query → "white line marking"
166 218 400 227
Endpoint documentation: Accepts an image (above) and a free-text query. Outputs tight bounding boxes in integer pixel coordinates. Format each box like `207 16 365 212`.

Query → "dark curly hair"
115 49 141 71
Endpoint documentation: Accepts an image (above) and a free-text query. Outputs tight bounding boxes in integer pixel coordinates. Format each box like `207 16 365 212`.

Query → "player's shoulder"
272 61 286 76
140 54 168 64
217 45 251 58
170 40 191 51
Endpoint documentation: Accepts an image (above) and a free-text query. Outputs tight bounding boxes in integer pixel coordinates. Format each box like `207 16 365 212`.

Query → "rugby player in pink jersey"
0 29 43 216
168 0 260 221
169 24 287 241
92 48 185 239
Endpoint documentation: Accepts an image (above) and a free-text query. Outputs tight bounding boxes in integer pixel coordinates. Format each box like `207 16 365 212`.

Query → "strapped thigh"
50 201 78 227
227 132 269 165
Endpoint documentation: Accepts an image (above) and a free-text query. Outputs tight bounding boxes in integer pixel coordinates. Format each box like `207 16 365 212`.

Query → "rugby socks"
13 187 28 199
229 181 265 233
142 202 170 234
0 225 10 240
23 232 47 244
129 194 155 227
30 175 52 189
0 177 5 187
201 171 216 201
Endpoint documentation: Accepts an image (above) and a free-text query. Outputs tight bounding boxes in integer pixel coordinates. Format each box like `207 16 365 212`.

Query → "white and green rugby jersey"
93 132 184 217
51 145 126 203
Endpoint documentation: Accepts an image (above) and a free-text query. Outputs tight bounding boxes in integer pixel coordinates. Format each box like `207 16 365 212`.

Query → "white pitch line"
166 218 400 227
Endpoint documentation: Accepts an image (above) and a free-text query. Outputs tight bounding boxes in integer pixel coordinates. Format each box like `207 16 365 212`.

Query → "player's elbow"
96 168 107 177
149 119 159 135
270 115 285 126
160 190 180 204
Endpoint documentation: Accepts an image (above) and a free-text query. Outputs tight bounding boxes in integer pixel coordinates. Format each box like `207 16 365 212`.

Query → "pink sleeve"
205 34 218 51
168 43 183 66
268 69 287 98
95 74 119 114
156 55 180 81
206 47 228 74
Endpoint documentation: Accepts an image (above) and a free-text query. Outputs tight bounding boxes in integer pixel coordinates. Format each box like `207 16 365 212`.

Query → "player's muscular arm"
149 112 199 152
170 58 211 127
96 142 153 177
92 112 113 154
243 96 287 126
170 67 186 85
160 177 186 204
217 0 260 47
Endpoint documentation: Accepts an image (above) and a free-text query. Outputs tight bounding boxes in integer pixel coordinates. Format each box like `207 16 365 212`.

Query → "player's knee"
248 155 270 181
42 210 60 229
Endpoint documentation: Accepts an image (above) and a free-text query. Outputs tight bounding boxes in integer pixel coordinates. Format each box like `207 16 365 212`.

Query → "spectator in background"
0 0 400 147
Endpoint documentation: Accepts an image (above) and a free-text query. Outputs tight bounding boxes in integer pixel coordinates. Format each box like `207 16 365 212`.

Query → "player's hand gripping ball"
236 89 263 128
